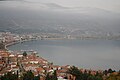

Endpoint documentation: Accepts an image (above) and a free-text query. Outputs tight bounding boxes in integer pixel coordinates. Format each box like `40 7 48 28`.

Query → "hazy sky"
0 0 120 13
25 0 120 13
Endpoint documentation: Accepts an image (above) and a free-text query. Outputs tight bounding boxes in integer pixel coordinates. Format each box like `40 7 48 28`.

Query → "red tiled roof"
0 61 3 64
35 67 44 72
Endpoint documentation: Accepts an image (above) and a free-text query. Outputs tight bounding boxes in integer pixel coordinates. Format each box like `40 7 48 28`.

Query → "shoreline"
4 36 120 48
5 38 39 48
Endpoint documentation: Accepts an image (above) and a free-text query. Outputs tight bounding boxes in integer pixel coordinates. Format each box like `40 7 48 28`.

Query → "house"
17 54 23 58
12 66 19 73
10 63 17 68
24 64 38 71
0 61 4 67
35 67 45 73
22 59 28 64
29 60 39 64
0 50 10 64
9 54 17 63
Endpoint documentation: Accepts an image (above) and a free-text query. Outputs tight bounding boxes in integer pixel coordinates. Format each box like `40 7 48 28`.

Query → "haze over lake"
8 40 120 70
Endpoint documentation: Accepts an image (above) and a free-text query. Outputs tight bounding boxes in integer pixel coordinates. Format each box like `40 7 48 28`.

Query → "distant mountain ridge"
0 1 120 35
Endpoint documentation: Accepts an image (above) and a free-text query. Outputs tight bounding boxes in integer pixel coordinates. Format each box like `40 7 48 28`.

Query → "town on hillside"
0 40 120 80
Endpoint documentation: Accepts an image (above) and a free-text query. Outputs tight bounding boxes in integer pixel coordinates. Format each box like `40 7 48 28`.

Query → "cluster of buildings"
0 49 107 80
0 32 19 45
0 49 69 80
0 32 40 47
0 32 70 47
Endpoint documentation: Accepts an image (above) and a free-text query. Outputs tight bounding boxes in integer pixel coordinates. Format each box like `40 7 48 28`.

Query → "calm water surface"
8 40 120 70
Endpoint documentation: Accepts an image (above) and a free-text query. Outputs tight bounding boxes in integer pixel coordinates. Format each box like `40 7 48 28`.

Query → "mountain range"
0 1 120 35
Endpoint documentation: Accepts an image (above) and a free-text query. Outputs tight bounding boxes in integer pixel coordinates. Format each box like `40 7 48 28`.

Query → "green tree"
83 70 89 80
23 70 34 80
0 72 18 80
45 70 58 80
103 70 108 76
45 73 50 80
67 66 82 80
34 74 40 80
52 70 58 80
67 66 103 80
23 51 27 57
105 73 120 80
87 75 95 80
95 76 103 80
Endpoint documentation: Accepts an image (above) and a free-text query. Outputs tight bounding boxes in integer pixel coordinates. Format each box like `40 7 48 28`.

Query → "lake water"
8 40 120 70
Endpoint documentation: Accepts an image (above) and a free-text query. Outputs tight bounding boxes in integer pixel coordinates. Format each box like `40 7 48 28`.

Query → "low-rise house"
10 61 17 65
35 67 45 74
17 54 23 58
12 66 19 73
9 54 18 63
6 67 12 72
22 60 28 64
0 51 9 64
29 60 39 64
10 63 17 68
9 54 15 57
24 64 38 71
0 61 4 67
57 69 67 78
